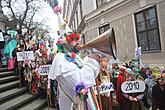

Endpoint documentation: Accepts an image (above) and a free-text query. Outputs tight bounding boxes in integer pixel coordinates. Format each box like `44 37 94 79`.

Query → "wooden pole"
47 93 51 110
18 63 22 88
96 78 102 110
109 91 113 110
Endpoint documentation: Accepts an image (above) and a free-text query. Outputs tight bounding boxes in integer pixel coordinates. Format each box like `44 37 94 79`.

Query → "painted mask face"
100 58 107 72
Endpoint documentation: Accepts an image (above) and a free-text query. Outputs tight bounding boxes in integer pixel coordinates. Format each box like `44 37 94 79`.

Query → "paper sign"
121 80 145 93
38 65 51 75
16 51 34 61
0 32 4 41
135 47 142 57
93 82 114 94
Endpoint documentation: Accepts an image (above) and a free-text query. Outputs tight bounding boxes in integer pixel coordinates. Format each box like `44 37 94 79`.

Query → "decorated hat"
126 68 135 75
132 67 140 76
53 5 81 53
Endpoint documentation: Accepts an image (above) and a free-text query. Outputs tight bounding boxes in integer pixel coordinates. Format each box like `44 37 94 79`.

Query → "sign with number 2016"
121 80 145 93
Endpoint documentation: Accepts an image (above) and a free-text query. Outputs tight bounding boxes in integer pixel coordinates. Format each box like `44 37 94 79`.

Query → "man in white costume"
48 5 100 110
48 39 101 110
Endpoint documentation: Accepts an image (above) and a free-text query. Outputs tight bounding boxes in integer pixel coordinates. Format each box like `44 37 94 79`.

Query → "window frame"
98 24 110 35
134 5 161 52
96 0 109 8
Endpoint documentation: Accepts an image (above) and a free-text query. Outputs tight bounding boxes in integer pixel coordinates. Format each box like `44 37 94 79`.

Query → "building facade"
0 1 7 31
63 0 165 66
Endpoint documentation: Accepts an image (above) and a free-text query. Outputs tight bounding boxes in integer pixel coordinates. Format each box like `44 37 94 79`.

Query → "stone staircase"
0 66 54 110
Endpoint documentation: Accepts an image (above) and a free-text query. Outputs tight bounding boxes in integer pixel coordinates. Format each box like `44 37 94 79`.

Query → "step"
43 107 58 110
0 87 28 104
0 65 7 68
0 80 20 93
0 67 8 72
0 93 39 110
18 98 47 110
0 75 19 84
0 71 14 78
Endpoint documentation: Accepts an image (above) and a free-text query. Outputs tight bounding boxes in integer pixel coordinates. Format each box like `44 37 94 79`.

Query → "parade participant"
0 30 5 67
144 67 156 108
117 68 144 110
48 32 100 110
116 66 126 110
97 57 112 110
48 5 100 110
152 73 165 110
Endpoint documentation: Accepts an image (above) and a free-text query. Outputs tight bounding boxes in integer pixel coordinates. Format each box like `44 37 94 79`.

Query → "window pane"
103 0 107 4
99 24 110 35
148 30 160 50
146 8 156 20
99 28 104 35
136 13 145 22
97 0 102 7
137 22 146 32
147 18 157 29
138 32 149 51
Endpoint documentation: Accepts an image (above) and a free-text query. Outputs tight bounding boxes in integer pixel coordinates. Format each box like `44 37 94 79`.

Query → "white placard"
135 47 142 57
38 65 51 75
121 80 145 93
0 32 4 41
16 51 34 61
93 82 114 95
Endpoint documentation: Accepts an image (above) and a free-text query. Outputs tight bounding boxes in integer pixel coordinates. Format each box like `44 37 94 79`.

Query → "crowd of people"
0 5 165 110
1 28 165 110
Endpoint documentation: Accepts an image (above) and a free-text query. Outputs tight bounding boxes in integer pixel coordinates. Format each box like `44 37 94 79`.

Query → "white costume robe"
48 53 100 110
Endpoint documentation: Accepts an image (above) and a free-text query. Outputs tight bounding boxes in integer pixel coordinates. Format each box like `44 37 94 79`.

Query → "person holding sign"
117 68 144 110
152 73 165 110
97 57 113 110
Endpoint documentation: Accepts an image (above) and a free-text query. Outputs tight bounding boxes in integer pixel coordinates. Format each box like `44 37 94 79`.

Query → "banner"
93 82 114 95
16 51 34 61
121 80 145 93
38 65 51 75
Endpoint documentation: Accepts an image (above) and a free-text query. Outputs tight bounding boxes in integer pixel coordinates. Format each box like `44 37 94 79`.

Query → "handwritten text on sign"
16 51 34 61
38 65 51 75
93 82 114 95
121 80 145 93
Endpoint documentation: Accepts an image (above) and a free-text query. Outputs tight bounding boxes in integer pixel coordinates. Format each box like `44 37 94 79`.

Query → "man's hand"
128 96 134 101
133 98 138 101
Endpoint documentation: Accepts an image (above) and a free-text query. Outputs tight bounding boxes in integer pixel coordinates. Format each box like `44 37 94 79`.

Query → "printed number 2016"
125 82 139 91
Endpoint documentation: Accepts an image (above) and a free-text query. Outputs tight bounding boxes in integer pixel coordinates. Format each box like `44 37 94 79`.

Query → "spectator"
152 73 165 110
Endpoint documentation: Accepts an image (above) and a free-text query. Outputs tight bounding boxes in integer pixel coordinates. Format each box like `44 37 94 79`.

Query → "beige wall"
84 0 165 65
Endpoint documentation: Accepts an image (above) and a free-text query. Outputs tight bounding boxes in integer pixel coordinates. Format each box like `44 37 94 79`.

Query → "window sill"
142 50 162 54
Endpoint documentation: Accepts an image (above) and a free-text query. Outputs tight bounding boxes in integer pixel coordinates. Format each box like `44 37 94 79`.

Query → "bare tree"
2 0 48 32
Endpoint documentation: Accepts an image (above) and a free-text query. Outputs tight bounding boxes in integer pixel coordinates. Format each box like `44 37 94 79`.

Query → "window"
135 6 161 51
96 0 109 7
79 0 83 20
99 24 110 35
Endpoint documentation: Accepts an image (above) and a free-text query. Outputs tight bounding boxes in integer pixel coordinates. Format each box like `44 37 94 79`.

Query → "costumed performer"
48 5 100 110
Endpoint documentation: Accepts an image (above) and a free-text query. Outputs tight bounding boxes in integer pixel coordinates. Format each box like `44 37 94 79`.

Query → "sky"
2 0 64 35
43 0 64 34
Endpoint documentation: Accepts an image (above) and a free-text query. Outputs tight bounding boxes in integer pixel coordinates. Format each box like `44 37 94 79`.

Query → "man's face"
70 41 79 53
